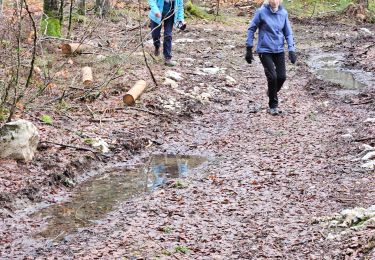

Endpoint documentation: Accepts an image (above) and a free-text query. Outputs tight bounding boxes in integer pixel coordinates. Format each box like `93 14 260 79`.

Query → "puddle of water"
315 69 367 89
308 51 372 89
34 154 207 239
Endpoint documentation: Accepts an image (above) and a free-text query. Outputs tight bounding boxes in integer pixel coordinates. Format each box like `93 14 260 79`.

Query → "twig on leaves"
41 140 97 153
89 118 127 123
80 9 177 99
137 0 157 86
355 136 375 142
7 0 24 122
126 106 171 118
50 231 65 242
85 104 95 118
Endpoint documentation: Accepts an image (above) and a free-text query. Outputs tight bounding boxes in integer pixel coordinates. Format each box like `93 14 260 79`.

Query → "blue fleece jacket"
246 4 296 53
148 0 184 25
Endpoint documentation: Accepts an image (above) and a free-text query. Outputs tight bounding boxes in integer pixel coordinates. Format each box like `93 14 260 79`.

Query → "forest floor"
1 6 375 259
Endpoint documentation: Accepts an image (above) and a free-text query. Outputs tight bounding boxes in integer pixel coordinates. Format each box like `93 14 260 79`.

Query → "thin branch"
7 0 24 122
355 137 375 142
41 140 98 153
19 0 37 102
126 106 171 118
81 9 177 98
67 0 74 39
137 0 157 86
310 1 318 18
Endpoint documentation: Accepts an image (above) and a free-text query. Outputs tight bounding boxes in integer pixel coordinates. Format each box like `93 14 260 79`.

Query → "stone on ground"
0 119 39 161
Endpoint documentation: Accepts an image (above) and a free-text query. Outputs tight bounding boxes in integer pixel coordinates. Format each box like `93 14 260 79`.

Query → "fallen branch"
137 0 157 86
41 140 97 153
355 137 375 142
126 106 171 118
351 100 373 106
89 118 127 123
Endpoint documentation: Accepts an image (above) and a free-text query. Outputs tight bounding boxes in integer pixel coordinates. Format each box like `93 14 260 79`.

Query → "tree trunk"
78 0 86 15
43 0 62 37
95 0 110 18
44 0 59 12
357 0 369 9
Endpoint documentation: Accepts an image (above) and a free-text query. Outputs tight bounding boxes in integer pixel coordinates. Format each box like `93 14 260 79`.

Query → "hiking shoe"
268 107 282 116
164 59 177 67
154 47 160 56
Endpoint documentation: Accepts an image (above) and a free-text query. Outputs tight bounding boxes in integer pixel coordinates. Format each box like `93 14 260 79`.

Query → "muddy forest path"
2 18 375 259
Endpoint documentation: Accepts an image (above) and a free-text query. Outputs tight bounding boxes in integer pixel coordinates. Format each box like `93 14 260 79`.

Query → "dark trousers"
259 52 286 109
150 2 174 59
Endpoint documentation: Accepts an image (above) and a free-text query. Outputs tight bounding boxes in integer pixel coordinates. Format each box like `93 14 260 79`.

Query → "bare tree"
44 0 59 12
95 0 110 18
78 0 86 15
0 0 3 17
357 0 369 9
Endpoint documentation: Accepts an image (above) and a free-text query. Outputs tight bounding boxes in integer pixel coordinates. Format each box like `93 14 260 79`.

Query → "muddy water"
34 155 207 239
308 52 373 89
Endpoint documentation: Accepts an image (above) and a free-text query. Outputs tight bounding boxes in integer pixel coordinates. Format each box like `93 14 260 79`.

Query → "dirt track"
1 12 375 259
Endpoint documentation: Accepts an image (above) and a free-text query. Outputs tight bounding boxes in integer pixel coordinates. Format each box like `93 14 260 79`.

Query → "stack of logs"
61 42 147 105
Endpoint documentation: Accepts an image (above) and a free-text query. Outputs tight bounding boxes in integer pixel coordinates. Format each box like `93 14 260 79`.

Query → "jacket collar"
264 4 284 13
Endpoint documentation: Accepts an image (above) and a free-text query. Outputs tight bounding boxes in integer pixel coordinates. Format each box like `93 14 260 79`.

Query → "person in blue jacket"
245 0 296 115
148 0 185 66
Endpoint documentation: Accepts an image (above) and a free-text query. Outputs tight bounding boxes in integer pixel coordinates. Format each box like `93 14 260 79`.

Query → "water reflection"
308 52 371 89
34 154 207 239
316 69 367 89
149 156 193 189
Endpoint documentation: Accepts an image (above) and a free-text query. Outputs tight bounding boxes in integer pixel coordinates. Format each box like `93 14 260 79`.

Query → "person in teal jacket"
148 0 185 66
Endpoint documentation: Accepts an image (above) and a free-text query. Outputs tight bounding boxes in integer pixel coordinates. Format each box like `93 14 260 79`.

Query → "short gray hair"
263 0 283 4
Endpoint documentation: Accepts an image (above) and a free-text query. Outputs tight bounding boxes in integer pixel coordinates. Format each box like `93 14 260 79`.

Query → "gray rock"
0 119 39 161
165 70 183 81
361 160 375 170
364 118 375 123
201 67 221 75
163 78 178 88
225 75 237 86
359 28 372 36
362 151 375 161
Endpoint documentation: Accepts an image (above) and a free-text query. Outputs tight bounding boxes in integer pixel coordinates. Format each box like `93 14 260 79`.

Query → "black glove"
289 51 297 64
245 47 253 64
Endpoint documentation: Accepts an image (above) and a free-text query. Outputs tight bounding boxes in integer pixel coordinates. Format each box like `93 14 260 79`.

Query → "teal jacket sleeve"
246 9 261 47
148 0 160 15
176 0 185 22
282 13 296 52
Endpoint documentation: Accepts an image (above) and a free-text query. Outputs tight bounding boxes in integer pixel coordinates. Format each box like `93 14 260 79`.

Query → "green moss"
71 13 88 24
284 0 353 18
161 249 172 256
41 114 53 124
185 1 209 19
172 180 186 189
41 17 61 37
367 9 375 23
0 107 9 122
56 99 71 111
174 245 189 254
162 225 173 234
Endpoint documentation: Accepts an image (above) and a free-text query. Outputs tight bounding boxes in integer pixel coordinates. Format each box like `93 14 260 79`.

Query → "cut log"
82 66 93 86
123 80 147 105
61 43 90 54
